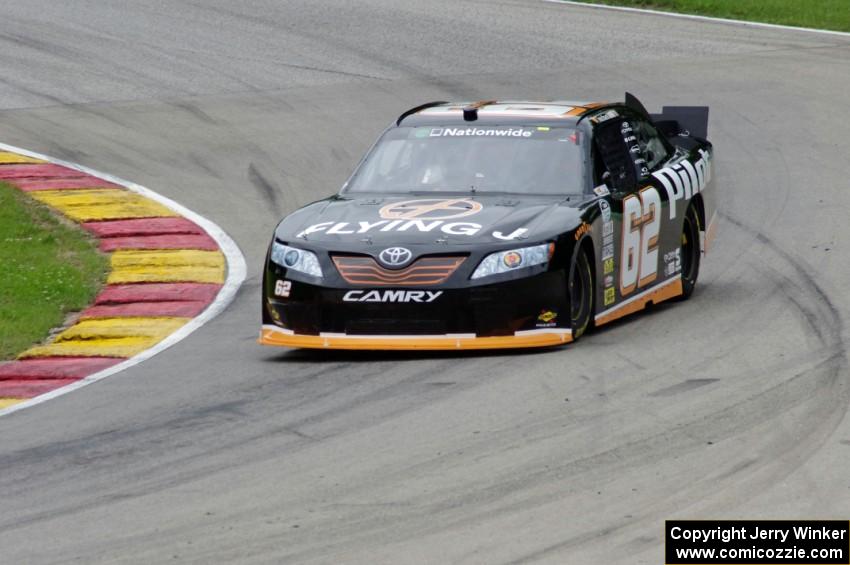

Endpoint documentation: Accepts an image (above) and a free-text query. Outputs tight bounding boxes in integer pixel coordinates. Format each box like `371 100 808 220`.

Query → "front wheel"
680 203 701 299
569 250 594 340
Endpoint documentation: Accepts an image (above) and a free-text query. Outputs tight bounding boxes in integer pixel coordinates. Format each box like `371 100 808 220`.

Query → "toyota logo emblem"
379 247 413 267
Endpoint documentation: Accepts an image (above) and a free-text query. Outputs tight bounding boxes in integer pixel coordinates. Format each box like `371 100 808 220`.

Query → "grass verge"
570 0 850 33
0 182 108 360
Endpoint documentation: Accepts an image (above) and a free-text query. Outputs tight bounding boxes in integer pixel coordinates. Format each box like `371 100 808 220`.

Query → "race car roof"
397 100 608 127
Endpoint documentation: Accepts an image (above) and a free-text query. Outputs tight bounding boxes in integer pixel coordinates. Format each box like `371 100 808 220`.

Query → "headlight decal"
270 242 323 278
471 243 554 280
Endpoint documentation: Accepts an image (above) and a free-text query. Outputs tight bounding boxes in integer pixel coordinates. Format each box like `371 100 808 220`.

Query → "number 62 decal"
274 280 292 298
620 187 661 296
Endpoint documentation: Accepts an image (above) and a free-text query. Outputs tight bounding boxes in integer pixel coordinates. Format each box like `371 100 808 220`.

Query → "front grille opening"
333 254 466 286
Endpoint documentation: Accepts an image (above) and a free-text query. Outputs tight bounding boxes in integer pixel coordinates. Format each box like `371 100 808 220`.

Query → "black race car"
260 93 716 350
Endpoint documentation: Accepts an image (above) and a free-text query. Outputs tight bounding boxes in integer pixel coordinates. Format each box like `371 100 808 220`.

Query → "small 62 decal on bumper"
275 280 291 297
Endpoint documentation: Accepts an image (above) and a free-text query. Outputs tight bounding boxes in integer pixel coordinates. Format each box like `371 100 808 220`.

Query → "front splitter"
259 325 572 350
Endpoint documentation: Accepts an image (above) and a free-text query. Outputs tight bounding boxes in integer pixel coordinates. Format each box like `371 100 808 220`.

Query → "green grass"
0 182 108 360
573 0 850 32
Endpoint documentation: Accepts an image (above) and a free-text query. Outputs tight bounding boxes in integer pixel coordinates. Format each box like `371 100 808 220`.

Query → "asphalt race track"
2 1 850 563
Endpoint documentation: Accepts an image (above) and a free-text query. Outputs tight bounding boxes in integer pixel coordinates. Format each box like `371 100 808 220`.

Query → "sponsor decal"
598 199 612 222
379 198 482 221
429 127 533 138
574 222 591 241
599 199 615 260
298 219 483 238
593 184 610 197
378 246 413 267
538 310 557 323
537 309 558 328
603 246 615 296
289 198 487 238
664 248 681 277
342 290 443 303
635 157 649 179
274 279 291 298
492 227 528 241
590 109 619 124
602 242 614 261
298 198 531 241
652 148 712 220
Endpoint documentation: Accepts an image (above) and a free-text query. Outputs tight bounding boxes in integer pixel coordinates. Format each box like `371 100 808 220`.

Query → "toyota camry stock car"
260 93 716 350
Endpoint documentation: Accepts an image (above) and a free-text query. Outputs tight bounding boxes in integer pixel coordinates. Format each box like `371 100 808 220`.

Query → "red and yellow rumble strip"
0 151 225 410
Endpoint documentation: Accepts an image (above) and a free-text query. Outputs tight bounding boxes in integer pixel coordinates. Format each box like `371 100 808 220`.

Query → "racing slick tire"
570 248 594 340
680 202 701 300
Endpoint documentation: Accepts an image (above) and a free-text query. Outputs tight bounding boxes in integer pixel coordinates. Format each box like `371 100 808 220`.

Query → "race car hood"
275 194 585 248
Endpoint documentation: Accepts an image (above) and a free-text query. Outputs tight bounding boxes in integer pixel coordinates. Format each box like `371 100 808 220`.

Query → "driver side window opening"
633 118 669 170
591 141 608 187
590 109 673 194
591 117 638 193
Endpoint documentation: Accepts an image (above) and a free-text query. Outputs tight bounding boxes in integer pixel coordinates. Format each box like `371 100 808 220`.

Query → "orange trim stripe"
259 326 572 351
704 213 718 253
595 278 683 327
564 102 607 117
467 99 498 110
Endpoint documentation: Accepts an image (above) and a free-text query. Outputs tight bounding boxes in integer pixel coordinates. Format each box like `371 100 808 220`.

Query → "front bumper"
260 269 572 350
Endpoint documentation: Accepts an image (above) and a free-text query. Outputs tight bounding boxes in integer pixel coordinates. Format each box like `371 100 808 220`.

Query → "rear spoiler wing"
650 106 709 140
625 92 709 140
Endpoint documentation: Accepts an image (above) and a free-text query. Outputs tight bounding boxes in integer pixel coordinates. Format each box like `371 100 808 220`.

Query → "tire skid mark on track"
724 212 843 347
0 146 246 416
505 366 847 564
499 213 849 564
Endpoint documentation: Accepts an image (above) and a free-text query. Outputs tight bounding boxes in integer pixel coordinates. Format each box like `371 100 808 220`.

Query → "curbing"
0 143 246 417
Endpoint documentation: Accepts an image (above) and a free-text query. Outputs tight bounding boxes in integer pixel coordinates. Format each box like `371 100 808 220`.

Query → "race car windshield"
344 126 584 195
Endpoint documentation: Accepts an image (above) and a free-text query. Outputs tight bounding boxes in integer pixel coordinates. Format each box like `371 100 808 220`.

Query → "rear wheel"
569 250 594 340
680 203 701 299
